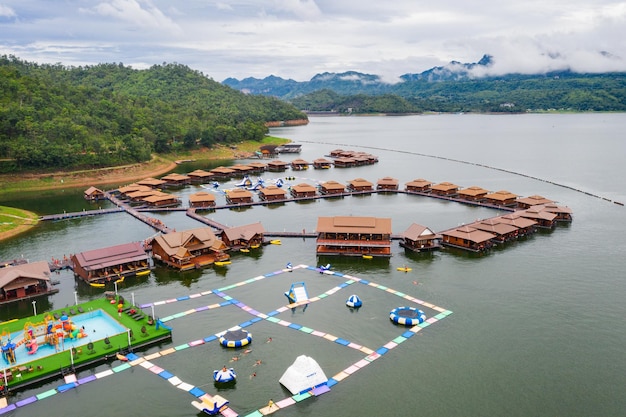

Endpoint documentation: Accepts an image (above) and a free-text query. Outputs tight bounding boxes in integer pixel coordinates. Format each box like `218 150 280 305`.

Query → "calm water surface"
1 113 625 417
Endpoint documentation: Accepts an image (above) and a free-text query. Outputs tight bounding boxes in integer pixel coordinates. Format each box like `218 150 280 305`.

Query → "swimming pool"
2 309 127 367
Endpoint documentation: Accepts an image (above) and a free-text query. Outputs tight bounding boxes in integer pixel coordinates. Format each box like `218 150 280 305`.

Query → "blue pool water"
2 309 127 367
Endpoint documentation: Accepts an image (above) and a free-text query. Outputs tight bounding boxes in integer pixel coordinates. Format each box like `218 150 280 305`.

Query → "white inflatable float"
279 355 328 395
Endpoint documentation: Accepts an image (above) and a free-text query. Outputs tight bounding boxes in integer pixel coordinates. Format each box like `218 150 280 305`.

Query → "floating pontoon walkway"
2 265 452 417
39 188 515 227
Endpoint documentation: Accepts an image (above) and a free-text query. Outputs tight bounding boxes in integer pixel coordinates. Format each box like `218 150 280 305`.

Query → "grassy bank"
0 206 39 242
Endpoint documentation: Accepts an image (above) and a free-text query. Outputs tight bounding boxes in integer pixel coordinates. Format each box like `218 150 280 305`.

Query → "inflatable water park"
0 264 452 417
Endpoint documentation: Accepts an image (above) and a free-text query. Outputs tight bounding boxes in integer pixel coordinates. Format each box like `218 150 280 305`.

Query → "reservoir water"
0 113 625 417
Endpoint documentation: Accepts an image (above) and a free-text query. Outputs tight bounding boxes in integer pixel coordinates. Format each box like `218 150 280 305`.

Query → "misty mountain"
222 55 497 98
222 54 626 106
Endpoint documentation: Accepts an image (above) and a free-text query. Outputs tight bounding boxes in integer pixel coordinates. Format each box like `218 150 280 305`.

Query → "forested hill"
0 56 307 171
287 72 626 114
225 64 626 113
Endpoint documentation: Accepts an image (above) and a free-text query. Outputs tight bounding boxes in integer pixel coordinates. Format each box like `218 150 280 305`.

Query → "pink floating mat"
311 385 331 396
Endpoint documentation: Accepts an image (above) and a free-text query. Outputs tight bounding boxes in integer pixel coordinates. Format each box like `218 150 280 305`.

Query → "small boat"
250 244 260 249
240 248 250 253
136 270 150 276
397 267 412 272
362 255 373 259
89 282 105 288
115 276 125 284
270 240 282 245
214 261 232 267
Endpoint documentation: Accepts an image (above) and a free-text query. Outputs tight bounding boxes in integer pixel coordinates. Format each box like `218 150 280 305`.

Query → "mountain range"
223 55 626 103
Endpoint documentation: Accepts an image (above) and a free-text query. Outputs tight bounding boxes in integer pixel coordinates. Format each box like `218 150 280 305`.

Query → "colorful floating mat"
1 265 452 417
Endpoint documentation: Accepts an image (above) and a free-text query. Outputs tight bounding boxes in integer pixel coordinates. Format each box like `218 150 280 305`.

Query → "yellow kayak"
270 240 282 245
214 261 232 266
240 248 250 253
397 267 412 272
362 255 373 259
136 270 150 276
89 282 105 288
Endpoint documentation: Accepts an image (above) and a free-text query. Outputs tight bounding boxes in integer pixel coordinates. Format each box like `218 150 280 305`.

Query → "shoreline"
0 138 290 241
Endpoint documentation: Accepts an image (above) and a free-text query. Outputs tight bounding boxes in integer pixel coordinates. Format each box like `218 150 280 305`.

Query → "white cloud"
0 0 624 81
0 4 16 17
88 0 181 33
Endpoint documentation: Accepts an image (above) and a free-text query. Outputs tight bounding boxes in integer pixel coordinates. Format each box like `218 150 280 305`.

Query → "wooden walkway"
39 189 514 237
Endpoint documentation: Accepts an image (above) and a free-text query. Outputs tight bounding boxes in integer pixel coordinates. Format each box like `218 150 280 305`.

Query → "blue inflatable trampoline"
389 307 426 326
219 329 252 348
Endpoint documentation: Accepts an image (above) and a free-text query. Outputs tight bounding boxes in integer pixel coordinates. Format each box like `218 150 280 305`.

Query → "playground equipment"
191 393 230 415
1 340 16 364
284 282 310 312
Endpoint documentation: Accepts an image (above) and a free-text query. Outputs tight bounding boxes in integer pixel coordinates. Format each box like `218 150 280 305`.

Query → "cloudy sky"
1 0 625 82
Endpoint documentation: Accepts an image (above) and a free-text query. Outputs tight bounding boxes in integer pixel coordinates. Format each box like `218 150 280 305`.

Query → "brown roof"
431 182 459 191
376 177 399 186
259 185 286 197
143 194 179 203
153 227 224 257
137 177 167 187
518 207 558 221
84 186 103 196
291 159 310 165
188 191 216 203
313 158 332 164
187 169 214 178
405 179 432 188
540 204 573 214
267 160 289 167
210 166 236 175
0 260 51 290
316 216 392 234
230 164 252 169
334 157 356 164
485 190 518 201
497 213 537 228
226 189 253 199
73 242 148 271
291 183 317 192
161 173 190 182
247 162 268 170
320 181 345 191
441 226 495 243
457 186 489 196
517 195 554 206
118 184 152 194
126 190 163 199
401 223 436 240
348 178 373 187
470 221 518 235
222 222 266 242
